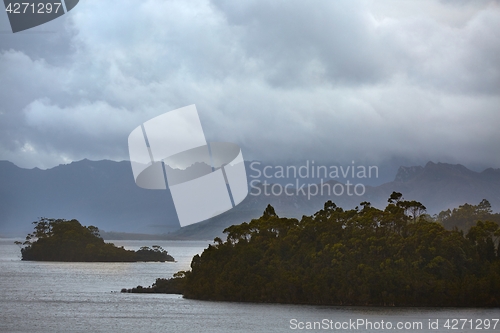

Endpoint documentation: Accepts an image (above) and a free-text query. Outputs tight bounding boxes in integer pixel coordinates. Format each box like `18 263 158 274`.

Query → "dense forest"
16 218 174 262
126 193 500 306
437 199 500 232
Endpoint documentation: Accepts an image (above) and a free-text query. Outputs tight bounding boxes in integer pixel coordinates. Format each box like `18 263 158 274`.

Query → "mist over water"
0 239 497 333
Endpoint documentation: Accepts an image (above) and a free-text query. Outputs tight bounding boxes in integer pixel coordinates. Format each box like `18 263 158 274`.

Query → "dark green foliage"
176 193 500 306
123 271 187 294
437 199 500 231
135 245 175 262
19 218 174 262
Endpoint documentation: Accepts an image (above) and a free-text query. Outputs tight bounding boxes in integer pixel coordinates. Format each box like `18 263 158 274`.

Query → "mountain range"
1 159 499 239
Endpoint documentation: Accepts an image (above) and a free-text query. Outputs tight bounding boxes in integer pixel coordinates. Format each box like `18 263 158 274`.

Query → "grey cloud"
212 0 500 93
0 8 77 65
439 0 500 5
212 0 392 86
0 0 499 171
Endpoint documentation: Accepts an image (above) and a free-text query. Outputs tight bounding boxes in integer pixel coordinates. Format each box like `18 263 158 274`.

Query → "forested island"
16 218 175 262
123 193 500 307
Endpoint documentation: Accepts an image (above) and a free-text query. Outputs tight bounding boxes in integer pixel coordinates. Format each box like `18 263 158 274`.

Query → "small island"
123 193 500 307
16 218 175 262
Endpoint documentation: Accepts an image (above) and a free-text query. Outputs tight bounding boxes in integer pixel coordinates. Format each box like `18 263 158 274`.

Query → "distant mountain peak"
481 167 500 175
395 162 481 183
424 161 469 171
394 165 424 182
2 158 500 239
480 168 500 183
0 160 17 167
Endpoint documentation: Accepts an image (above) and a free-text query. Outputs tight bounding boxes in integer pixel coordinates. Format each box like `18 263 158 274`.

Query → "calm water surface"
0 239 498 333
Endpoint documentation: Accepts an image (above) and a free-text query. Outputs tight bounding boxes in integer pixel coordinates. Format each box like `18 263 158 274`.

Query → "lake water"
0 239 498 333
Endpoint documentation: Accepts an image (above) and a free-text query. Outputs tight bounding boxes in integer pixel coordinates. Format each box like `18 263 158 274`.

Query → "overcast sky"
1 0 499 171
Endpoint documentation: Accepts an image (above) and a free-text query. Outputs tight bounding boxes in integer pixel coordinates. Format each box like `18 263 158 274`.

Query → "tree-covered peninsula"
16 218 174 262
125 193 500 307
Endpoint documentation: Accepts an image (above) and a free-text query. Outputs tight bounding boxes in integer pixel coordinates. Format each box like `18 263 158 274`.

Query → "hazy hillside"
1 159 499 239
366 162 500 213
0 159 179 236
173 162 500 240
